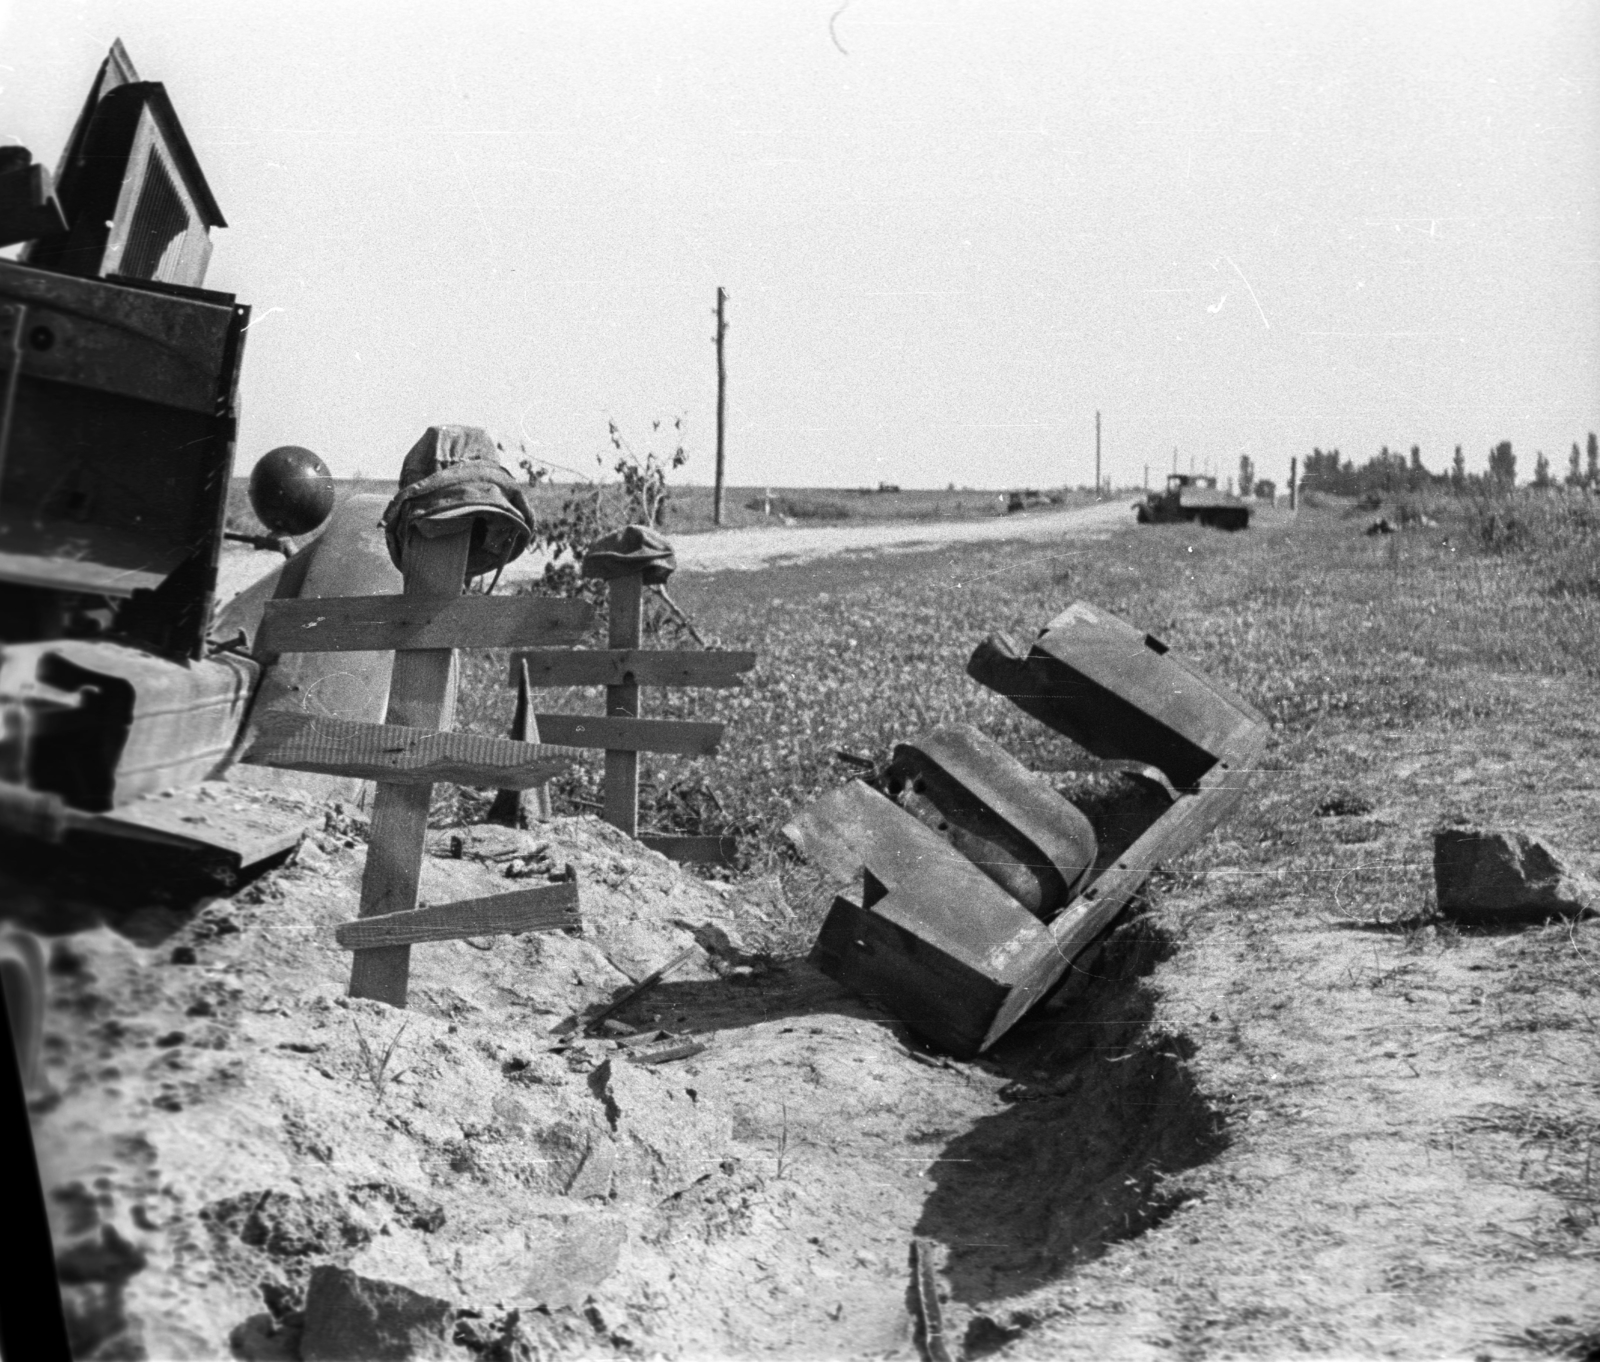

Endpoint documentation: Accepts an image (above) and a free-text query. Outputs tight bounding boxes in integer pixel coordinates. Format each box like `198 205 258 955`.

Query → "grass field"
445 488 1599 861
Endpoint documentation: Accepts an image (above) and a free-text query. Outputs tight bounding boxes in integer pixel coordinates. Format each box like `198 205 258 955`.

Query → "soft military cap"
580 524 676 584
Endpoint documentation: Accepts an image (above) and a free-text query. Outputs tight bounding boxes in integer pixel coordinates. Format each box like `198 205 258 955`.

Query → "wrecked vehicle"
1136 472 1251 530
788 600 1268 1057
0 42 401 880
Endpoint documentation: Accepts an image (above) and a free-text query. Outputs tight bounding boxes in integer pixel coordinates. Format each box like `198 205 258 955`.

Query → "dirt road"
218 497 1136 603
552 497 1136 576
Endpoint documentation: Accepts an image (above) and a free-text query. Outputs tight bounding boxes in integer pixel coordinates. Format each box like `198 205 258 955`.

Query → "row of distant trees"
1288 434 1599 499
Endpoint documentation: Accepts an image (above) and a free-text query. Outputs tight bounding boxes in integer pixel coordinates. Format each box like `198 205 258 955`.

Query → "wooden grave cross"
499 569 757 862
244 525 594 1006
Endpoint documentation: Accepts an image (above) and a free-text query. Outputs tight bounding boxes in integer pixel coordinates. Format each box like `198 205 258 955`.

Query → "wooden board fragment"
508 648 756 689
532 713 723 757
258 593 594 654
626 1039 707 1066
639 834 737 866
335 880 580 950
244 711 575 788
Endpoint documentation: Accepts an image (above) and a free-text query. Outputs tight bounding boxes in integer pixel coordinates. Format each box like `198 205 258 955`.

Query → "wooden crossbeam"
532 713 723 756
244 711 574 788
507 648 756 689
257 594 593 654
334 880 580 950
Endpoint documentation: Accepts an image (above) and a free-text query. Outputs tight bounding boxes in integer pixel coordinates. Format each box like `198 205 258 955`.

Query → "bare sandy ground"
216 499 1137 604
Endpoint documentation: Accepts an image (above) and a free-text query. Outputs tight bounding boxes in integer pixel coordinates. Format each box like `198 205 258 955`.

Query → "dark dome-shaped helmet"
249 446 336 537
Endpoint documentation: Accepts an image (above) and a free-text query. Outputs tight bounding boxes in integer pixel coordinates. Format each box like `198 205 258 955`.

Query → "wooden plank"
639 834 737 866
93 782 309 870
508 648 756 689
258 593 594 654
533 713 723 757
243 711 576 788
335 880 580 950
347 530 469 1006
604 574 643 836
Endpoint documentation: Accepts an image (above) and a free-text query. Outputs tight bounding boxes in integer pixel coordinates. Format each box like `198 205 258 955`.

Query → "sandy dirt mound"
29 802 1208 1361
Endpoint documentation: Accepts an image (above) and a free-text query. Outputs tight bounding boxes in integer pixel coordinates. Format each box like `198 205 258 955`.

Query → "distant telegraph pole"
713 287 728 527
1095 410 1101 497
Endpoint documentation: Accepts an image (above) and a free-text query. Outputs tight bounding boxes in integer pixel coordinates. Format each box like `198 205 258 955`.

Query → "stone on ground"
1433 826 1599 924
299 1265 456 1361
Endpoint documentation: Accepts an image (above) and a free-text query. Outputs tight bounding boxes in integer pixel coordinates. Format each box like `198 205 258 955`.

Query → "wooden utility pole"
1289 456 1299 511
713 288 727 527
1095 411 1101 497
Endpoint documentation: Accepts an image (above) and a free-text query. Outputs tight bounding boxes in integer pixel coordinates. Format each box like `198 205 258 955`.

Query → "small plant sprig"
351 1016 409 1102
774 1101 793 1180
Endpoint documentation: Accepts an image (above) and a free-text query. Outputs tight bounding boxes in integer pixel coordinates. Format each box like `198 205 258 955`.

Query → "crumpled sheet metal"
885 723 1096 919
967 600 1266 791
225 493 402 807
790 780 1051 1056
797 600 1270 1057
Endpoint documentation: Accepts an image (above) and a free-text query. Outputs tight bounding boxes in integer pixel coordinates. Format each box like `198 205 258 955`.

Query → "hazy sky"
2 0 1596 489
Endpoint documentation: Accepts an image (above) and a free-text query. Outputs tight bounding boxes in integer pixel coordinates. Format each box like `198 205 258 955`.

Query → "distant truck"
1135 474 1251 531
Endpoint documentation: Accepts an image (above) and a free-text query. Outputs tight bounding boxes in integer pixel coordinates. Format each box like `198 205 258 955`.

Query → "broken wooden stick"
584 943 698 1034
911 1238 953 1362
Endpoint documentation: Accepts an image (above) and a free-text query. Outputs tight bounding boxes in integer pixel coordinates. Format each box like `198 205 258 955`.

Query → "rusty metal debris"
792 600 1268 1057
885 725 1097 918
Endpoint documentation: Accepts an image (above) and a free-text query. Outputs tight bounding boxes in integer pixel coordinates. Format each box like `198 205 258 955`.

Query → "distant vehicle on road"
1135 474 1251 531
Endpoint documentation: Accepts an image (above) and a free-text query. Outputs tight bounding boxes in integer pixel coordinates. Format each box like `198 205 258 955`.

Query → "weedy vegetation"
350 1015 410 1102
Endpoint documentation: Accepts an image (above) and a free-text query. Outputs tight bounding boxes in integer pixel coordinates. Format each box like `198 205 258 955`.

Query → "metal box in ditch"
794 601 1269 1057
